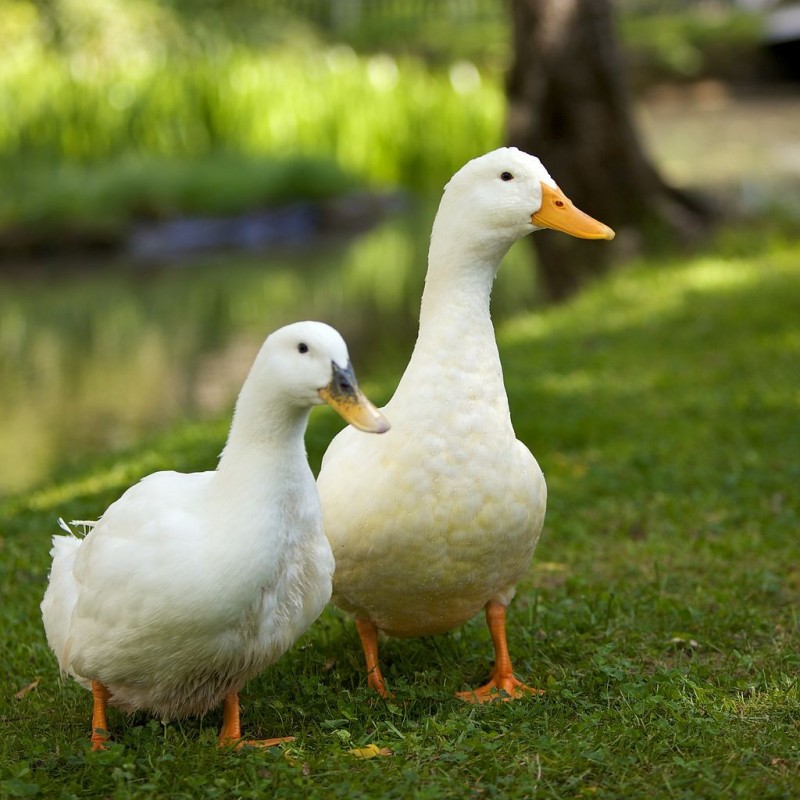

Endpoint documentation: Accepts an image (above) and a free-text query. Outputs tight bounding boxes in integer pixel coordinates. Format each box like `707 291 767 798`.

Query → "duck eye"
297 343 309 354
500 172 514 182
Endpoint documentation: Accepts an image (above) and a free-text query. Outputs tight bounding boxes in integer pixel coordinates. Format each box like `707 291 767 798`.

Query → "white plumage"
42 321 388 747
317 148 614 701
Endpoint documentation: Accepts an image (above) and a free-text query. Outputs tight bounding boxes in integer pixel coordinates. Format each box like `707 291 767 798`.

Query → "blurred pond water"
0 198 537 496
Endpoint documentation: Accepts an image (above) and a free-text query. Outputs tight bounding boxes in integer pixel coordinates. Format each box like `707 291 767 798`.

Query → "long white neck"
213 378 312 501
390 208 515 410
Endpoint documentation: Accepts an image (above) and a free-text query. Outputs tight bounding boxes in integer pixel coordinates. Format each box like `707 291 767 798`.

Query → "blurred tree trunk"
506 0 715 302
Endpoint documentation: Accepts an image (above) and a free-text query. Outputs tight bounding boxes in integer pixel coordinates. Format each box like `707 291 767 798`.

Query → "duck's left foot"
219 736 295 750
456 673 544 704
217 691 294 749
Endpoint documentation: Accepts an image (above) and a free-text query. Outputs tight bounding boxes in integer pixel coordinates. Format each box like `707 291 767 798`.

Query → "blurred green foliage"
0 154 359 233
0 0 768 251
0 0 763 217
0 0 503 194
621 9 764 89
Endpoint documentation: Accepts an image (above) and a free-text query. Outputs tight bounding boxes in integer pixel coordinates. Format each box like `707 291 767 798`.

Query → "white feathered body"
41 322 349 721
318 175 548 637
42 463 333 718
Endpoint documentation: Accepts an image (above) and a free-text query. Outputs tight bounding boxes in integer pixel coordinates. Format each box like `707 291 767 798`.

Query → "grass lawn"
1 227 798 798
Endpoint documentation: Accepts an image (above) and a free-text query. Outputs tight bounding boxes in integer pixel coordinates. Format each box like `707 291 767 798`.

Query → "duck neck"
415 222 512 355
386 223 515 419
214 381 312 497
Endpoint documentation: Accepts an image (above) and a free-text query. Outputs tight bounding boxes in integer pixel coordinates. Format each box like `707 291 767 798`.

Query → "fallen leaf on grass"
349 744 392 759
669 633 699 650
14 679 40 700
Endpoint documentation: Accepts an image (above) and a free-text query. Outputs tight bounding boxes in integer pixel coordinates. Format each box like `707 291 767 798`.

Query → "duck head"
437 147 615 250
262 321 390 433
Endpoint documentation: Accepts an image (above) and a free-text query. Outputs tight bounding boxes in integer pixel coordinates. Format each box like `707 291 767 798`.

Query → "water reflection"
0 199 536 496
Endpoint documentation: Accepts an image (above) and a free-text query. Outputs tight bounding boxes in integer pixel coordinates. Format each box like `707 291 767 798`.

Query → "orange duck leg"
90 681 111 751
355 617 393 699
217 692 294 749
456 602 544 703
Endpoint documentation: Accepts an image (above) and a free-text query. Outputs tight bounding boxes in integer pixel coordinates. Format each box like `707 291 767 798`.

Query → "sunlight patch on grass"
504 250 778 351
535 367 657 401
25 455 168 513
17 419 228 515
680 257 758 292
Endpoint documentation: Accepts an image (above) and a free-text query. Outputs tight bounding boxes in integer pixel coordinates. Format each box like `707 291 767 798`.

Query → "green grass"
2 228 799 797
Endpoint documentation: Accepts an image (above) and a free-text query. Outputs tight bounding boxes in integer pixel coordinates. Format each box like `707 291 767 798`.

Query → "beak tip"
585 224 615 241
363 414 391 434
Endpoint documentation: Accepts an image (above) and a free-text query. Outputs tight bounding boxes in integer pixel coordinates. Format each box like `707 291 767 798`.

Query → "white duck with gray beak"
42 321 389 749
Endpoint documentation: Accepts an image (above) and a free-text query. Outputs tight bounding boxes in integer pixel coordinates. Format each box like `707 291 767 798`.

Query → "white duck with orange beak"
317 148 614 701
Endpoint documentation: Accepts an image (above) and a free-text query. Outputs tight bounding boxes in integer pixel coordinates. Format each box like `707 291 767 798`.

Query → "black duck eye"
297 343 309 354
501 172 514 182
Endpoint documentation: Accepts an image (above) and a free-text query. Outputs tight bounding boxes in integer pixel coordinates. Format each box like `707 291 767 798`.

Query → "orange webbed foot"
90 734 110 752
217 691 293 750
366 671 394 701
219 736 295 750
456 673 544 704
455 601 544 704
